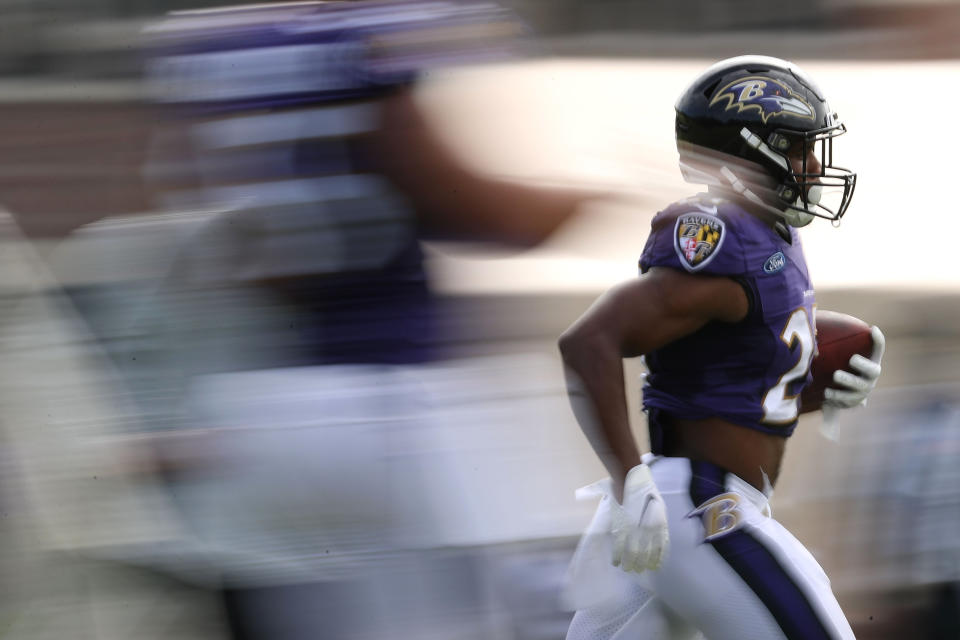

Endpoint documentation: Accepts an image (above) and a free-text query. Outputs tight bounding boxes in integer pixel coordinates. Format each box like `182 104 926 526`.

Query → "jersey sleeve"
639 206 748 277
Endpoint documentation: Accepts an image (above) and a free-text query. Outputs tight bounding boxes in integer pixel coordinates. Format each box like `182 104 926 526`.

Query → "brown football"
800 310 873 412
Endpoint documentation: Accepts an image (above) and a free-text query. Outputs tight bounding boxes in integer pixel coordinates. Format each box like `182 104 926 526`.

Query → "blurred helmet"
675 55 856 227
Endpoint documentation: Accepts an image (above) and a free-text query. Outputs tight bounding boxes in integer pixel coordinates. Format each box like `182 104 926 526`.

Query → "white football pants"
564 457 855 640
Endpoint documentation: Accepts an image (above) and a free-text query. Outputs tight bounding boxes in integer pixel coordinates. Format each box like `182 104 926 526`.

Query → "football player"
559 56 885 640
142 2 600 639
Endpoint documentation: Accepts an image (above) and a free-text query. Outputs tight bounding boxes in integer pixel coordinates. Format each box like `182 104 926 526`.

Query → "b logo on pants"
688 492 744 542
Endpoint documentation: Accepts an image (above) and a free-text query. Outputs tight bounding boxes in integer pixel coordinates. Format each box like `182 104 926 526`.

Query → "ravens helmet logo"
709 76 815 124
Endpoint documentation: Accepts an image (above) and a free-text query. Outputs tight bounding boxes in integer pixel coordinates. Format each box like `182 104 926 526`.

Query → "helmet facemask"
766 122 856 227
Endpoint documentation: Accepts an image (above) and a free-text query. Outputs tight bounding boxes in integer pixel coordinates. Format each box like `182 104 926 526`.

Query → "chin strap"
719 165 815 228
735 128 819 227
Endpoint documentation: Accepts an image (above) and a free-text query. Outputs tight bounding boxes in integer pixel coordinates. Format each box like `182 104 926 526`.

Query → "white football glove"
823 325 885 409
609 463 669 573
821 325 884 440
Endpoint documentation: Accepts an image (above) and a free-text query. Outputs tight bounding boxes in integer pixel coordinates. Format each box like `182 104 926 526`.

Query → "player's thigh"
654 490 853 640
567 583 700 640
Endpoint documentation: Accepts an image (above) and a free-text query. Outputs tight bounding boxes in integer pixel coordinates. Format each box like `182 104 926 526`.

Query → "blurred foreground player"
560 56 884 640
144 2 599 639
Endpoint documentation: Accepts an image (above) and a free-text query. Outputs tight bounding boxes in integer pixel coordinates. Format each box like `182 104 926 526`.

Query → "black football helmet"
675 55 856 227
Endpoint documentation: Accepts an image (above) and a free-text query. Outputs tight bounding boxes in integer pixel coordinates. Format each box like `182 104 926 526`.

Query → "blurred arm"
376 88 601 247
558 267 748 499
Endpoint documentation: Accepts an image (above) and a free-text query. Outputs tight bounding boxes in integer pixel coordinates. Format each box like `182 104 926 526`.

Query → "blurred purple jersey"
639 195 816 437
145 1 520 366
146 0 520 113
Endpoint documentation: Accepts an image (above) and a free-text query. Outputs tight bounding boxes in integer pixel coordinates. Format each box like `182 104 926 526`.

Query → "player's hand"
609 463 669 573
823 325 885 409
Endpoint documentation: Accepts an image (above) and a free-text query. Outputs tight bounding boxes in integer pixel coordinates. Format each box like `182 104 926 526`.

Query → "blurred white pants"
179 362 534 639
178 364 435 584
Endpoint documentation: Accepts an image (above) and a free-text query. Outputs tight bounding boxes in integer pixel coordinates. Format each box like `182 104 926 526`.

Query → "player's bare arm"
559 267 748 498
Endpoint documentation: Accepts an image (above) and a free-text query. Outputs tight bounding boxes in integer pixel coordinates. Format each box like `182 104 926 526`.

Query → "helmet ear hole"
767 133 792 153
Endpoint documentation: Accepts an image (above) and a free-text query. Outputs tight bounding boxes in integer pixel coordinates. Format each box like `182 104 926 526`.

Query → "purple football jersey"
638 195 816 437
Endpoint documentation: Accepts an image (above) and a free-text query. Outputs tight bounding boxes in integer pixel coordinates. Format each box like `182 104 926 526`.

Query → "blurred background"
1 1 959 639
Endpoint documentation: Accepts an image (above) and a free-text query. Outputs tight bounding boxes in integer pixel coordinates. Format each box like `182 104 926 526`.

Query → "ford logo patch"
763 251 786 274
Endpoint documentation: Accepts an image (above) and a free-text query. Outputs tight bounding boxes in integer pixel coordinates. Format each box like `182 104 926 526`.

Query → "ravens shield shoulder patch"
674 212 725 272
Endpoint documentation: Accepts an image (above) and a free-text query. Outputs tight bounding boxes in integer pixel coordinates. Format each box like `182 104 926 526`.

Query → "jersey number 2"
762 308 815 424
